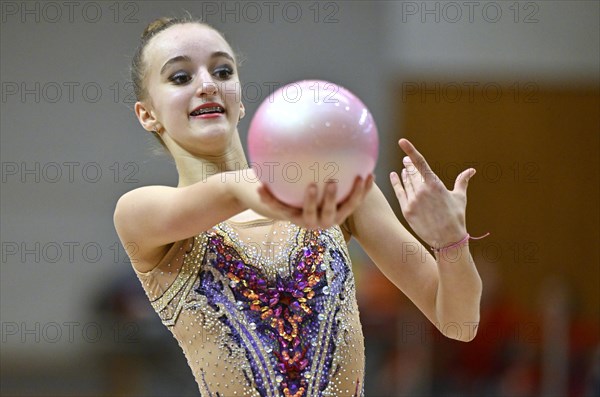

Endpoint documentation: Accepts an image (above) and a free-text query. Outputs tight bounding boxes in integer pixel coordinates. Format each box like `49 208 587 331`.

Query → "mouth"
190 103 226 118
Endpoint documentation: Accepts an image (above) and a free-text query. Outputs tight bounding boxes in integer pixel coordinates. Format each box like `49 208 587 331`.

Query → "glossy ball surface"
247 80 379 208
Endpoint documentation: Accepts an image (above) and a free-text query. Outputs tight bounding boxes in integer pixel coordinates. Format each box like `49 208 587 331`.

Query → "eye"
213 65 234 80
169 71 191 85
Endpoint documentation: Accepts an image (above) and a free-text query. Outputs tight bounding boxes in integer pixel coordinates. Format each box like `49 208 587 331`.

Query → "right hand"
239 170 374 230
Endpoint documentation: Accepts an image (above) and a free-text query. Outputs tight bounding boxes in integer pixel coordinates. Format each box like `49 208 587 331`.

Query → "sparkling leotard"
134 219 365 397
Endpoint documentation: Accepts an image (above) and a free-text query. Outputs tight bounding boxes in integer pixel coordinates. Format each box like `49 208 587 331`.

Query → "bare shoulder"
114 173 241 272
115 185 176 208
113 185 179 273
113 185 177 236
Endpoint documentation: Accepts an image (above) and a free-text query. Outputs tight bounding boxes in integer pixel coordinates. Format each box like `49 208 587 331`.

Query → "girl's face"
136 23 244 156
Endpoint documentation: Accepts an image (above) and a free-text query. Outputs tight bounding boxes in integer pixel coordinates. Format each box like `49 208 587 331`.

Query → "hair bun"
142 17 177 40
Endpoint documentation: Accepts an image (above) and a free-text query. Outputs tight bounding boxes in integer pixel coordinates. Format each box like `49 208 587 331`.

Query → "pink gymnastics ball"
247 80 379 208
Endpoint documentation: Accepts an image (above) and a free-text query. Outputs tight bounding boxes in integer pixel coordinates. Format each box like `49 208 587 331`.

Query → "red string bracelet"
431 232 491 254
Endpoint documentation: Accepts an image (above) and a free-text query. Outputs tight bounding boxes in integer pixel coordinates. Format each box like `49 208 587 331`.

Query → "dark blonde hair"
131 15 217 102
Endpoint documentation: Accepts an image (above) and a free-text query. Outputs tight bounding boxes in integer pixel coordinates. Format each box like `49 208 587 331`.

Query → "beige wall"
397 82 599 317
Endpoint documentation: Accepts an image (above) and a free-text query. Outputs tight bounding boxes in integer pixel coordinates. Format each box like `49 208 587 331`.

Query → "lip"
192 113 223 119
190 102 225 116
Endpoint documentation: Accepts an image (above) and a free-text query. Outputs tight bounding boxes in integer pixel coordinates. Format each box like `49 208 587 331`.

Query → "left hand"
390 138 476 249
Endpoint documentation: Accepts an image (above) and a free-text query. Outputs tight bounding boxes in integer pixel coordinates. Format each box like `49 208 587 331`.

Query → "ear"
135 101 163 133
239 102 246 121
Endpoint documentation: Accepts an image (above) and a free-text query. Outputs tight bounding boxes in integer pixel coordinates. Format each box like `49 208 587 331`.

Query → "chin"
188 127 234 152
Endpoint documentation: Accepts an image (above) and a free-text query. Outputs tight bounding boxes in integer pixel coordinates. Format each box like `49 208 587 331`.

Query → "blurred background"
1 1 598 396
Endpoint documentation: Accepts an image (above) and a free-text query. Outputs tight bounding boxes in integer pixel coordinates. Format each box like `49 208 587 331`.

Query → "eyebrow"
160 51 235 75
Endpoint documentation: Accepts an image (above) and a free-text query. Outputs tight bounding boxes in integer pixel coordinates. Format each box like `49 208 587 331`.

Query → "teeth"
191 106 224 116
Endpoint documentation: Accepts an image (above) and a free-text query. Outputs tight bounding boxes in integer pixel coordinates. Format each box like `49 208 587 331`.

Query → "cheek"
222 80 242 106
159 88 193 122
170 89 193 111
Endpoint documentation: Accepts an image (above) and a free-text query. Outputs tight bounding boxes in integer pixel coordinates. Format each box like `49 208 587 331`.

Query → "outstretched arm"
349 139 482 342
114 168 373 272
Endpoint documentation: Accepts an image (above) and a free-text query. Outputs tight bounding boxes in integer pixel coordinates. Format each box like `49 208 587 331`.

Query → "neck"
169 131 249 187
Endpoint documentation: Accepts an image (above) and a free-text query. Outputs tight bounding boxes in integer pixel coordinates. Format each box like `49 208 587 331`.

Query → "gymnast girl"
114 15 484 397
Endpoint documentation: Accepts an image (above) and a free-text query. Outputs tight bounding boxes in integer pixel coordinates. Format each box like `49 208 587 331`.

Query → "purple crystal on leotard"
195 228 351 397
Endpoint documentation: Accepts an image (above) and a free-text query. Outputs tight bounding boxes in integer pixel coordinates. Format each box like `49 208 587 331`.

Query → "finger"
302 183 319 228
258 185 300 217
453 168 476 194
335 176 365 222
402 155 424 189
390 171 408 209
258 185 285 206
398 138 437 184
258 184 280 206
364 173 375 195
401 167 415 197
320 181 337 227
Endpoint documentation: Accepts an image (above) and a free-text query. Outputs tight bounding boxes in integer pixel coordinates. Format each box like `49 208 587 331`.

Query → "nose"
195 71 218 97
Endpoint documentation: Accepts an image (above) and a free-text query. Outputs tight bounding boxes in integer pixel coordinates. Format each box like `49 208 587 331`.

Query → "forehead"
145 23 234 68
